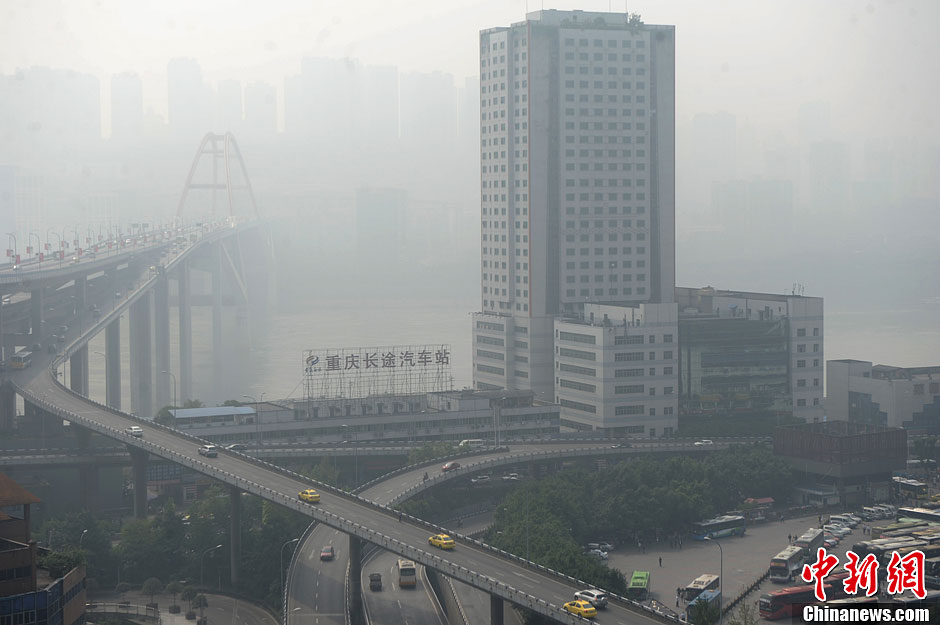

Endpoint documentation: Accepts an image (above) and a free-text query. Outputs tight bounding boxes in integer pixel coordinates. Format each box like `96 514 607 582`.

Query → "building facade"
171 391 560 445
473 10 675 402
676 286 824 422
553 303 678 435
827 360 940 431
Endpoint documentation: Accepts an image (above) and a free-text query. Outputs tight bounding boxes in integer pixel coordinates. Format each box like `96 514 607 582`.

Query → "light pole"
79 529 88 547
280 537 300 600
162 371 178 409
341 424 358 487
5 232 16 264
29 232 41 264
242 393 264 444
200 544 223 587
704 536 723 625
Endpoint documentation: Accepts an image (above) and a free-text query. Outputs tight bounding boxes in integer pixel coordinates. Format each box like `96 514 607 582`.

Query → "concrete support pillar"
348 535 363 625
211 243 223 391
490 594 504 625
129 448 148 519
229 485 241 586
75 424 92 448
80 465 99 511
177 262 193 403
129 293 152 418
0 383 14 431
154 274 170 409
105 318 121 410
70 346 89 396
29 288 44 338
24 401 64 439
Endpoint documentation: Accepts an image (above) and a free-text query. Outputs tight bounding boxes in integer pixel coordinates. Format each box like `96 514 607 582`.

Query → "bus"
458 439 486 450
627 570 650 600
852 537 919 559
690 515 746 540
793 529 825 560
759 583 846 620
871 521 928 539
687 589 721 615
9 351 32 369
878 543 940 568
894 477 929 500
899 508 940 524
769 546 804 583
681 574 720 602
397 559 417 588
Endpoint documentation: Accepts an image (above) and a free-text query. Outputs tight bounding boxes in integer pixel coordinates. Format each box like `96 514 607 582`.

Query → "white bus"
397 559 417 588
769 545 804 583
681 574 720 602
9 351 32 370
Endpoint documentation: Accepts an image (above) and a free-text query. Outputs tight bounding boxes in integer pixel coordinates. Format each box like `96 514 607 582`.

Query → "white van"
458 439 486 450
830 515 857 528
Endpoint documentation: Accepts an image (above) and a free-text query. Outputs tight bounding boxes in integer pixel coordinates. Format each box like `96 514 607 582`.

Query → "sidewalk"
91 589 278 625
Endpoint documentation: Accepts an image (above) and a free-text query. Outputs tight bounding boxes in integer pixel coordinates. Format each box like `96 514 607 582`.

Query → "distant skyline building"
167 57 207 141
216 78 243 132
827 360 940 431
472 10 676 408
244 81 277 135
110 72 143 140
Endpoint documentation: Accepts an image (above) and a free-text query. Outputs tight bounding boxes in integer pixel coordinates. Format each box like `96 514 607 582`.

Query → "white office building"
473 10 676 403
827 361 940 430
554 302 679 435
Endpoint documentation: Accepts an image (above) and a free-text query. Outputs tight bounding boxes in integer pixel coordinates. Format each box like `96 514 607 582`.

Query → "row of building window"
565 288 646 297
562 38 647 49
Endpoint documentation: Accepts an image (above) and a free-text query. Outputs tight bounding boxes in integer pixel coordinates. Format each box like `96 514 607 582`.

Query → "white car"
471 475 491 484
574 589 608 609
502 473 521 482
585 548 608 560
694 439 715 446
824 525 850 537
125 426 143 438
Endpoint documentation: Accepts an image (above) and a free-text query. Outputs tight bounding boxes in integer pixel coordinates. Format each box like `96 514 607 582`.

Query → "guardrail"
85 603 160 622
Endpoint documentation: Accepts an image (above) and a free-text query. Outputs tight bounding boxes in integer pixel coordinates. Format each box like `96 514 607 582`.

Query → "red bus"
759 583 847 620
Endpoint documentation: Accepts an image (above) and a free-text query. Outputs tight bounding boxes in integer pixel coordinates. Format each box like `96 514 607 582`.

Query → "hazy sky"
2 0 938 139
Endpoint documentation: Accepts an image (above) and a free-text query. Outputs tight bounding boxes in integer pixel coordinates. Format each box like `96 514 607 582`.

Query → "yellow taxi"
563 600 597 618
298 489 321 503
428 534 456 550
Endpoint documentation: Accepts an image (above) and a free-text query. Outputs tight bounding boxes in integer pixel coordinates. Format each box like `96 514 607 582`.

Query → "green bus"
628 570 650 600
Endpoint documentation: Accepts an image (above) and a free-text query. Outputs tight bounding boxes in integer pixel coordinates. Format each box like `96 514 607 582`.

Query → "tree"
726 602 759 625
220 399 243 407
116 582 132 603
38 548 84 579
166 581 183 609
689 599 720 625
154 405 177 426
142 577 163 606
183 399 205 408
181 586 197 610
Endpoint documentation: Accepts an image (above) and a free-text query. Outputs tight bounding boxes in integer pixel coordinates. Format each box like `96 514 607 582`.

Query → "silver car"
574 589 608 609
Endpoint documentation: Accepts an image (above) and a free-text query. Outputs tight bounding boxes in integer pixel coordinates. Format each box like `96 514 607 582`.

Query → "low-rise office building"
554 303 679 436
171 390 560 445
827 360 940 432
676 286 824 421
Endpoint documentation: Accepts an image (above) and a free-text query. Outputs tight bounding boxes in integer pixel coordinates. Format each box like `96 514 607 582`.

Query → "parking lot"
605 513 863 621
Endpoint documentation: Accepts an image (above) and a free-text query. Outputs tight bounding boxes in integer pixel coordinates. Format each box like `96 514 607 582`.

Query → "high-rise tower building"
472 10 675 402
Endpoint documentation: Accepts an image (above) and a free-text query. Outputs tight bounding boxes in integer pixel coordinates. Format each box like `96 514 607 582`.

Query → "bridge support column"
154 274 170 409
490 594 504 625
129 293 152 418
75 424 92 448
211 242 223 393
24 401 64 441
105 318 121 410
177 262 193 403
129 448 148 519
229 486 241 585
30 288 44 338
70 346 89 396
0 383 14 431
80 465 99 511
348 535 364 625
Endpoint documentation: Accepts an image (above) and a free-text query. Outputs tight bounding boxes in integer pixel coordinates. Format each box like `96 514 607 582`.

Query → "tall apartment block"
473 10 676 408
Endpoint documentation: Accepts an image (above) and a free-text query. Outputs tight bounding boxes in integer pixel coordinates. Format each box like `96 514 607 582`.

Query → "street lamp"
162 371 178 409
29 232 41 264
704 536 723 625
242 393 264 444
5 232 16 264
79 529 88 547
200 544 223 587
342 424 359 487
280 537 300 600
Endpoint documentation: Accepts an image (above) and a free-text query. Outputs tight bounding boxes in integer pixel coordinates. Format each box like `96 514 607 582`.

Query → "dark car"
442 461 460 473
320 545 335 561
369 573 382 591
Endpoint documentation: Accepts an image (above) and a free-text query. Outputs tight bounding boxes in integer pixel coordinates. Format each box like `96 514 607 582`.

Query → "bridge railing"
85 603 160 622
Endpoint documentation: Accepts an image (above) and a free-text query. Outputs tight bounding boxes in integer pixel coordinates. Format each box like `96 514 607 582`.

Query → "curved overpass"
16 341 687 623
14 226 731 625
